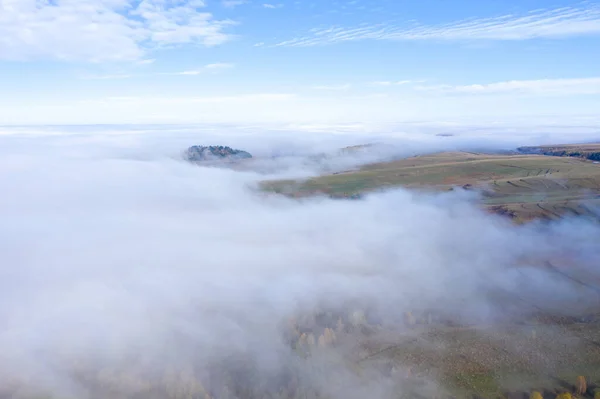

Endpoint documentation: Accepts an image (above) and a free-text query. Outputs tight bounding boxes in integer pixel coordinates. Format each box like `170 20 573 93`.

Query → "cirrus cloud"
274 5 600 47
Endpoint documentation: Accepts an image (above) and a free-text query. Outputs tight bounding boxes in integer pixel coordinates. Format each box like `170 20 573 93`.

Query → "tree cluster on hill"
185 146 252 162
517 146 600 162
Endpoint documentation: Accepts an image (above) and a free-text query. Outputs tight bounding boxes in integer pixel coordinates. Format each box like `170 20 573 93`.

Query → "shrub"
426 312 433 324
576 376 587 395
555 393 572 399
349 310 366 326
297 333 308 349
404 311 416 326
306 333 316 348
336 317 344 333
318 335 326 348
530 391 543 399
324 328 336 345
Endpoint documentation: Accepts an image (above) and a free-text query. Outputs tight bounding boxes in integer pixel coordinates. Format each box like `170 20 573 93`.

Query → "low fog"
1 126 600 399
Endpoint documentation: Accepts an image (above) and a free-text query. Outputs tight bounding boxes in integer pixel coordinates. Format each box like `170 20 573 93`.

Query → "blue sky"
0 0 599 126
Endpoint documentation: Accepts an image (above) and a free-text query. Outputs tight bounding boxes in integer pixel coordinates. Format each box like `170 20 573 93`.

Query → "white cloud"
222 0 247 7
79 73 133 80
0 0 236 62
418 77 600 96
370 80 415 86
274 5 600 46
77 62 234 79
88 93 295 104
263 3 283 9
137 58 156 65
3 80 600 125
164 62 235 75
311 84 351 91
204 62 235 70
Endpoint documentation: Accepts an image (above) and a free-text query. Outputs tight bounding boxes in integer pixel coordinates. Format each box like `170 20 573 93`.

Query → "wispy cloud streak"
370 80 420 86
311 84 351 91
79 74 133 80
275 6 600 46
417 77 600 95
166 62 235 75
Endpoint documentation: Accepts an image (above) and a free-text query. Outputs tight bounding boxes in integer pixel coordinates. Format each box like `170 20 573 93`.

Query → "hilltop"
185 145 252 163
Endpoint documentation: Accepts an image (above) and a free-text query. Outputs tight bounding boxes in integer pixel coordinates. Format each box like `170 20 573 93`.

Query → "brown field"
261 150 600 222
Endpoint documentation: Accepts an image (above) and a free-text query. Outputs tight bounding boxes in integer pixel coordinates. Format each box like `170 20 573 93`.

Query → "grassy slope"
262 151 600 222
358 322 600 398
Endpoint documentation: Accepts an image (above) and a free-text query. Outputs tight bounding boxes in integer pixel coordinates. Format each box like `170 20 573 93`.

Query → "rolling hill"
261 148 600 222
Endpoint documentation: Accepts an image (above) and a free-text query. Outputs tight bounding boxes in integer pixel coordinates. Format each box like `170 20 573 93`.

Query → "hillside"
261 150 600 222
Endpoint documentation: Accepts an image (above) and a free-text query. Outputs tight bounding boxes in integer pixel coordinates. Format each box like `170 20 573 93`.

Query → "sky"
3 2 600 394
0 0 600 126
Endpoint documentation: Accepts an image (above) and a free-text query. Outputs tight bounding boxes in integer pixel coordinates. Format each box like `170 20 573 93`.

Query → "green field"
262 150 600 222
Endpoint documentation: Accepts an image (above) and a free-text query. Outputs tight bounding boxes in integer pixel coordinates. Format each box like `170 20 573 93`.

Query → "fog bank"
1 127 600 398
